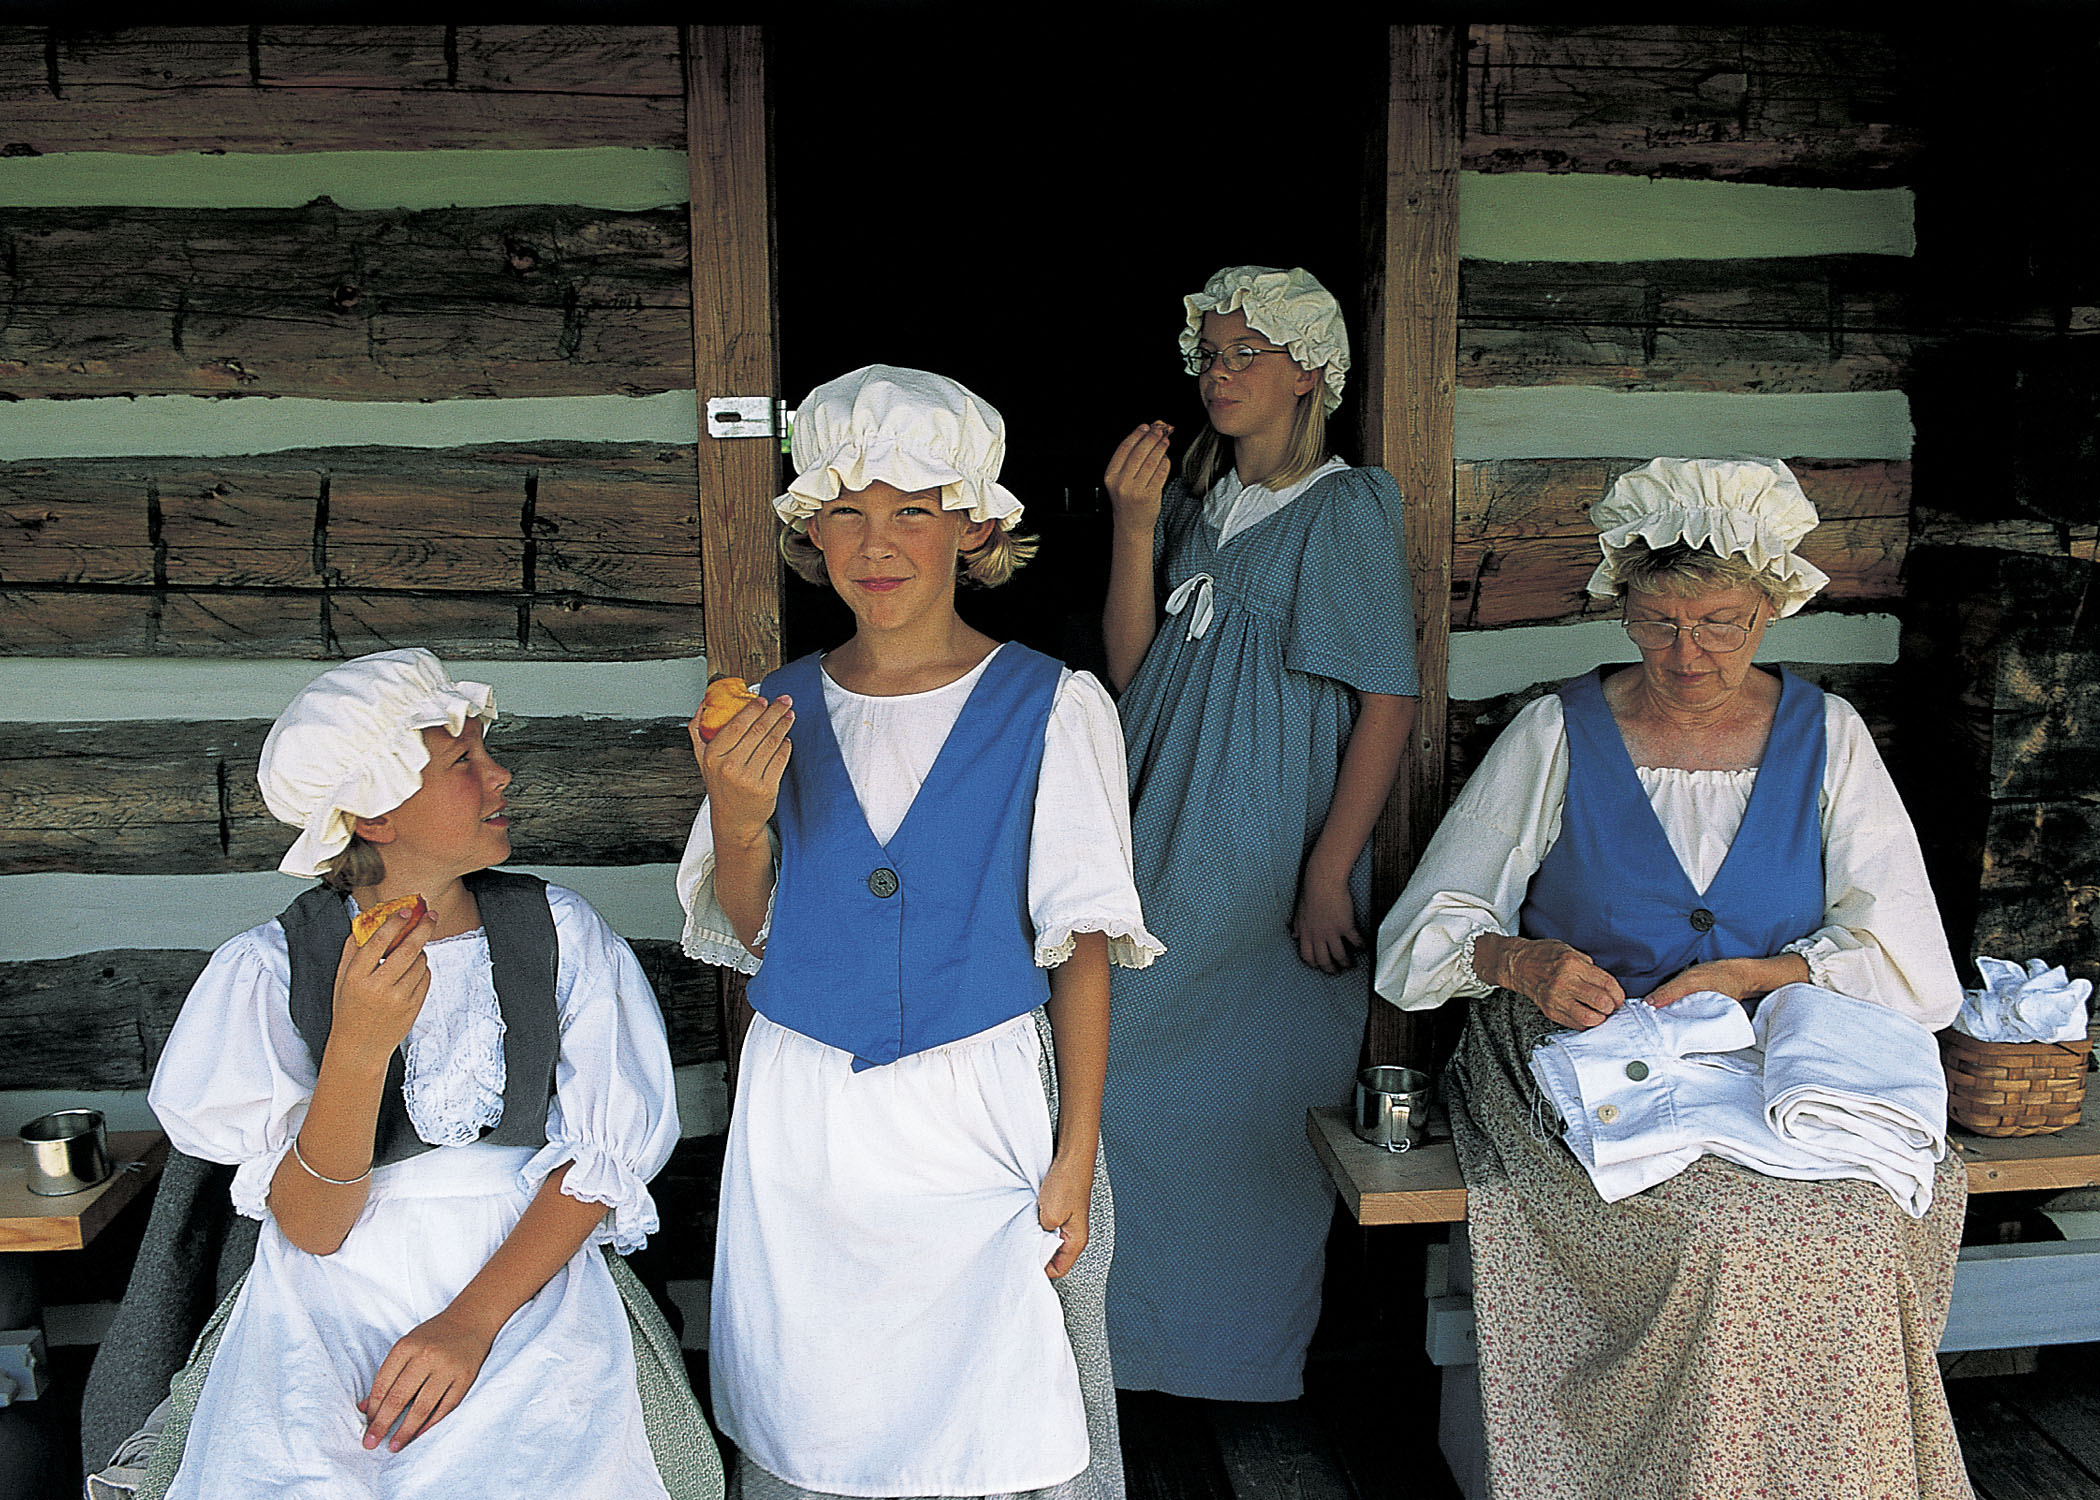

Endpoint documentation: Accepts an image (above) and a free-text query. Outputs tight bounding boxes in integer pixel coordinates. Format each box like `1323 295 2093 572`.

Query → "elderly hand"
1647 953 1812 1008
1480 934 1626 1030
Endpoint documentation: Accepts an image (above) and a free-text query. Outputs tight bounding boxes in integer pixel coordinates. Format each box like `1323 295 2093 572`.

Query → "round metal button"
867 867 899 899
1625 1060 1650 1082
1596 1104 1621 1125
1689 907 1716 933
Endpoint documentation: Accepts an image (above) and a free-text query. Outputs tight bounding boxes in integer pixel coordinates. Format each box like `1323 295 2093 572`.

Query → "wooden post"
685 24 782 1080
1359 24 1459 1068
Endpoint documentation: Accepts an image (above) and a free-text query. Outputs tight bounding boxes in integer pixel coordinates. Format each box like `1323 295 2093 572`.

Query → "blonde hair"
320 834 387 893
1181 386 1330 497
1615 542 1787 609
778 520 1038 591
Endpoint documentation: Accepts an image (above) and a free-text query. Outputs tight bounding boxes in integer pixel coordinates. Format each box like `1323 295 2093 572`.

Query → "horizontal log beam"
0 205 692 401
1453 458 1909 628
0 26 683 154
1460 257 1915 393
1463 24 1918 185
0 937 722 1091
0 442 704 658
0 714 703 876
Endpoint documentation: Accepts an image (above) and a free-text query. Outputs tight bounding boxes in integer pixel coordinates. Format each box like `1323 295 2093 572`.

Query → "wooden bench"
1309 1096 2100 1500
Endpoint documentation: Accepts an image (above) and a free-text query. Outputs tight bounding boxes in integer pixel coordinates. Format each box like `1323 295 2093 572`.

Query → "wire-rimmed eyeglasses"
1182 344 1294 377
1623 619 1753 653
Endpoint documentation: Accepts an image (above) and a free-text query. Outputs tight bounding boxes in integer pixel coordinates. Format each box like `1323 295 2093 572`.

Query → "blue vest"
1518 666 1826 998
749 645 1062 1069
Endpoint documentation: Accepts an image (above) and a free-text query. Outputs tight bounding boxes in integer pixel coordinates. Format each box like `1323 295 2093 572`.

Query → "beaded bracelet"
290 1135 372 1187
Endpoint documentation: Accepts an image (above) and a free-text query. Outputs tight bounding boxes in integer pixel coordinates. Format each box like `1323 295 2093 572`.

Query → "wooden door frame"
685 23 781 1080
1361 24 1460 1068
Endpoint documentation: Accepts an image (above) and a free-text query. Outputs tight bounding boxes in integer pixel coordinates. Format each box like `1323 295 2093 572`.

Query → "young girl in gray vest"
678 366 1160 1500
142 649 720 1499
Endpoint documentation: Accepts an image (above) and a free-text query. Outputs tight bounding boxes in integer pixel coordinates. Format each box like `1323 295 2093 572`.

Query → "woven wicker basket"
1940 1029 2093 1137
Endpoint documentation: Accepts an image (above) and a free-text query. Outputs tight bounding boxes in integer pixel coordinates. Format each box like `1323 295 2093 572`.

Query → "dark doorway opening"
769 15 1388 674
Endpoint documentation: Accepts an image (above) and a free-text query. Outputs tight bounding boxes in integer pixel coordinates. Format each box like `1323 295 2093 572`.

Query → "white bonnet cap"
1585 458 1831 618
1180 265 1350 414
775 364 1024 532
258 648 498 878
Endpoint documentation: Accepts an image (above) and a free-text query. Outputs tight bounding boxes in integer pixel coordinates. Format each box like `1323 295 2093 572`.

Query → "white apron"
710 1012 1085 1497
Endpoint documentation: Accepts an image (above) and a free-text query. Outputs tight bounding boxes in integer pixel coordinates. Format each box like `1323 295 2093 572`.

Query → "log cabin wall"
0 26 729 1133
1436 23 2098 992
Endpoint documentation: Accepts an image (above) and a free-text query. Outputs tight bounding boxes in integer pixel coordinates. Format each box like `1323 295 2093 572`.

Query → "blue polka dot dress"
1102 463 1418 1401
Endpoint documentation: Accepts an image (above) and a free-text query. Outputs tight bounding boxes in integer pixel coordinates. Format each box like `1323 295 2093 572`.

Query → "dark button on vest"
1690 908 1716 933
867 867 899 899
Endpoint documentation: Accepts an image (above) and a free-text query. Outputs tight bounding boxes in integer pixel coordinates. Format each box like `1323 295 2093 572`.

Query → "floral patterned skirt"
1445 990 1974 1500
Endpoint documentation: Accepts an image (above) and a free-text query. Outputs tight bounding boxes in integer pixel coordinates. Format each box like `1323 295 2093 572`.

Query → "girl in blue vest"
139 649 719 1499
1096 266 1420 1401
677 365 1160 1500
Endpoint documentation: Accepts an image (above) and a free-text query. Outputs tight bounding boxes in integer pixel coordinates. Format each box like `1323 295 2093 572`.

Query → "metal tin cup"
20 1108 112 1196
1353 1066 1430 1153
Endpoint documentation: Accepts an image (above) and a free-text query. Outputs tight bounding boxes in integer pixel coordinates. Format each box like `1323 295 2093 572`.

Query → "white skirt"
168 1143 668 1500
711 1012 1087 1497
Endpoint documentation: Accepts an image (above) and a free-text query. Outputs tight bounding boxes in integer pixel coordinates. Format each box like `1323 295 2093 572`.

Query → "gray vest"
279 869 561 1168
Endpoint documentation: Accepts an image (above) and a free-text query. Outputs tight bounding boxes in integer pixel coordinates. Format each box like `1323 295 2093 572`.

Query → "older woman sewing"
1374 459 1972 1500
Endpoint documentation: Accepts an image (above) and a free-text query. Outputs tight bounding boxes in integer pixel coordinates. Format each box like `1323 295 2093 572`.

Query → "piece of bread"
697 676 760 742
351 893 427 954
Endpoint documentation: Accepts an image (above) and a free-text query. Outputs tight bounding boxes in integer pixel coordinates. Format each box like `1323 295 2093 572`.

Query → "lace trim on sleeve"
520 1138 661 1254
1035 920 1167 972
677 847 769 974
1782 935 1840 991
229 1138 297 1222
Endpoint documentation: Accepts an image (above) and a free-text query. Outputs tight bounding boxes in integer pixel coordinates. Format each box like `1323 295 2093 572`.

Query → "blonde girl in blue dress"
677 366 1161 1500
1099 266 1421 1401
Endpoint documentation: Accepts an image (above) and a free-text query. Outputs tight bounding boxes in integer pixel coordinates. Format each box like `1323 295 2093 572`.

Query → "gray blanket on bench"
78 1150 258 1473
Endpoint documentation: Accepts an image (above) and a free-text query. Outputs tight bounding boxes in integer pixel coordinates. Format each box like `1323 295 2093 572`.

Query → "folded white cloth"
1954 954 2093 1044
1529 984 1947 1217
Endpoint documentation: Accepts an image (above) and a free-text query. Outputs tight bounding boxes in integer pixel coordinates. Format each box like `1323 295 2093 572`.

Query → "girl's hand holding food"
694 689 795 848
1104 422 1174 533
329 906 435 1064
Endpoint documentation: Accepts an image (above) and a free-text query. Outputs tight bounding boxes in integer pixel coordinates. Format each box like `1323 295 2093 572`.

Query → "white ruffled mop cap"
1180 265 1351 414
1585 458 1831 618
775 364 1024 532
258 648 498 878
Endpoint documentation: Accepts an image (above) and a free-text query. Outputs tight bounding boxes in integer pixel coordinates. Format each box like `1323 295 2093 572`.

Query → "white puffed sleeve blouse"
677 649 1163 975
1373 690 1963 1030
148 884 680 1252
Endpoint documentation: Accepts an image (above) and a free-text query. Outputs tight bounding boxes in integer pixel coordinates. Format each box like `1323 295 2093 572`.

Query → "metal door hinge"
706 397 791 440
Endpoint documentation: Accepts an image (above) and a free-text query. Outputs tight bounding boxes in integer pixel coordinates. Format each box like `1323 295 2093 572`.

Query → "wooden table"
0 1130 168 1253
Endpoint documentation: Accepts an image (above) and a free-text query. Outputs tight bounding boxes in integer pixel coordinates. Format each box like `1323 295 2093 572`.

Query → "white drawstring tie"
1164 573 1216 641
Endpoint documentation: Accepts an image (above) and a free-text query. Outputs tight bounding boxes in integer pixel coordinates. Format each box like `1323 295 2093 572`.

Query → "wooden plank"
0 205 692 401
0 1130 166 1253
1943 1386 2100 1500
1942 1241 2100 1351
0 714 707 876
1206 1401 1355 1500
1975 799 2100 996
0 443 703 658
1463 24 1919 185
1358 24 1459 1071
0 26 683 154
1307 1107 1468 1226
0 939 722 1090
2014 1368 2100 1480
686 24 782 1086
1117 1390 1237 1500
1459 257 1915 393
1453 457 1909 629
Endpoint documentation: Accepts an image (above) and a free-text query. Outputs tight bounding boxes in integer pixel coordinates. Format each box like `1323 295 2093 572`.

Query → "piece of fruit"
352 893 428 955
697 676 760 742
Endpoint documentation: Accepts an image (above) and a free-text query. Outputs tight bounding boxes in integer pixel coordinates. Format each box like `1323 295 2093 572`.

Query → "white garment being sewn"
1529 984 1947 1217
